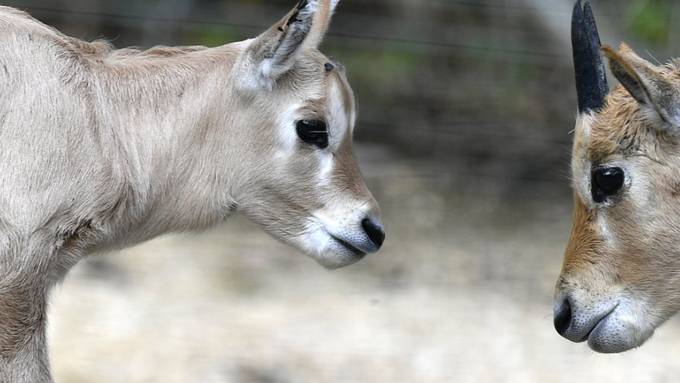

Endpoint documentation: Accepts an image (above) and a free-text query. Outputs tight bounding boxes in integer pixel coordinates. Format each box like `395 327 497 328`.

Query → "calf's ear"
238 0 340 90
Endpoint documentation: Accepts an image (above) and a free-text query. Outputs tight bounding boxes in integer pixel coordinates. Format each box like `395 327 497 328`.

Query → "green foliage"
627 0 671 44
185 26 240 47
326 46 425 86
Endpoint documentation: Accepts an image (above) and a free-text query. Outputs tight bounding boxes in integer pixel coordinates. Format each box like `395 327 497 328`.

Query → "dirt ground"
48 144 680 383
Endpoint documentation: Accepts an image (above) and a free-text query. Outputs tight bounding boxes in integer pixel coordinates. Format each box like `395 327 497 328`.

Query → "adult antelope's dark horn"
572 0 608 113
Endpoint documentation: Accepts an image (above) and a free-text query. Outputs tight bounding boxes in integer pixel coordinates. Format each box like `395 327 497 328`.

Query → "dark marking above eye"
324 63 335 72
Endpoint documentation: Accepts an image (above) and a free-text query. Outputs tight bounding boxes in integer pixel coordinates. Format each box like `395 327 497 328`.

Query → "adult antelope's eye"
296 120 328 149
591 167 625 203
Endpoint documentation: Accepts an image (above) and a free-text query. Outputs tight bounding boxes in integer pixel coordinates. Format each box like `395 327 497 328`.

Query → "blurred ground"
48 143 680 383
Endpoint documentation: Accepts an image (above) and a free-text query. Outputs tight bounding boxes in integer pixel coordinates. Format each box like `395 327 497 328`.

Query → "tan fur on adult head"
0 1 385 381
555 36 680 352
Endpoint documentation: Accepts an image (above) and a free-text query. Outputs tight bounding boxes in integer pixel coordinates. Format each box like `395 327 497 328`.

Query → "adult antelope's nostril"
362 218 385 249
554 299 572 336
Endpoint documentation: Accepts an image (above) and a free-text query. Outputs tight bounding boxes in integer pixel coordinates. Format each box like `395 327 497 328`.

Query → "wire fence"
0 1 617 189
3 2 571 61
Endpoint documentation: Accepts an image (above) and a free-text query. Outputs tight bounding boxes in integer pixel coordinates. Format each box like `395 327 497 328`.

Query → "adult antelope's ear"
238 0 340 90
604 44 680 128
572 0 609 114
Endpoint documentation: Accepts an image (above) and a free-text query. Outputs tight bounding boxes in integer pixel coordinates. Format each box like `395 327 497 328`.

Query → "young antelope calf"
0 1 385 381
555 0 680 353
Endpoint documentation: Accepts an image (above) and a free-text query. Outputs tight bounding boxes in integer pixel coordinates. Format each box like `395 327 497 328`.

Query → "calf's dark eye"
591 167 625 203
296 120 328 149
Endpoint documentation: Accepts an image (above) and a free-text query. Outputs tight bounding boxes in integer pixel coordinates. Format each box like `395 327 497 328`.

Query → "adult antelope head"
554 0 680 353
0 0 383 381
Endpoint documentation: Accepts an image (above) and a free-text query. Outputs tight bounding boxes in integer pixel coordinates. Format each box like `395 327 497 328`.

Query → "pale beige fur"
0 1 383 381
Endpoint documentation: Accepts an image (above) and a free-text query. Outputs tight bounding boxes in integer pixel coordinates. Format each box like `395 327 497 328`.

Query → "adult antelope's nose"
554 298 572 337
362 217 385 249
553 293 618 344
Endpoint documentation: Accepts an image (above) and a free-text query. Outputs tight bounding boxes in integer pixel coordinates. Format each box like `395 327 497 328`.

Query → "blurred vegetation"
3 0 678 198
627 0 671 43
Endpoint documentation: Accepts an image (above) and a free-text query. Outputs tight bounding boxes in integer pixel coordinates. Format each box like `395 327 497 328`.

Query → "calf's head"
555 0 680 352
225 0 384 269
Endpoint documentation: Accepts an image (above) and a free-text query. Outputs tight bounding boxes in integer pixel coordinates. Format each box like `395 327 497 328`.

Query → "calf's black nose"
554 298 572 336
362 218 385 249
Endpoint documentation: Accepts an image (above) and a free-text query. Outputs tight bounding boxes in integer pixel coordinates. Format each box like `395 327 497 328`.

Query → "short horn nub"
572 0 609 113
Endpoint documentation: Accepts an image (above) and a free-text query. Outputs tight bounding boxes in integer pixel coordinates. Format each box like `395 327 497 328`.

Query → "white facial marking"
317 152 334 184
326 78 349 150
315 76 352 186
572 113 595 205
274 103 303 162
596 213 617 249
625 163 649 212
302 220 332 255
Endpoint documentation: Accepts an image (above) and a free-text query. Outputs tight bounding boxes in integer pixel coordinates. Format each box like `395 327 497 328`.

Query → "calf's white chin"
316 245 365 270
299 224 367 269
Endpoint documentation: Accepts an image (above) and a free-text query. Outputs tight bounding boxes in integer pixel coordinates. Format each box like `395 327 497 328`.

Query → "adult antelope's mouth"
555 295 620 346
581 303 619 343
330 235 366 258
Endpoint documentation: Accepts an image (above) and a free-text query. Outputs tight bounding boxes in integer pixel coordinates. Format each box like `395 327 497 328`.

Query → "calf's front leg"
0 273 52 383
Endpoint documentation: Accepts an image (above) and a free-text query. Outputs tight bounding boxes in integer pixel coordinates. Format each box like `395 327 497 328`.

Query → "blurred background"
7 0 680 381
